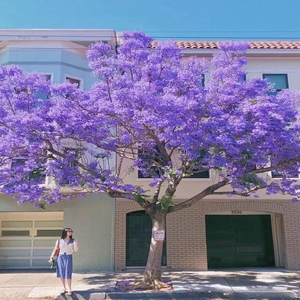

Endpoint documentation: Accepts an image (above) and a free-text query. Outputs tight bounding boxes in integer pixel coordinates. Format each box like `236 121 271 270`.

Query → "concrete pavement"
0 268 300 299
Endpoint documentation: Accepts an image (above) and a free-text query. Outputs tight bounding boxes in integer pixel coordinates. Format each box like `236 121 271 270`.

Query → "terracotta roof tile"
151 41 300 50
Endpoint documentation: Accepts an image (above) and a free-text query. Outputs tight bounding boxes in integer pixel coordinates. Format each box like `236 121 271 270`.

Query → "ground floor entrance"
126 210 167 267
0 212 63 269
115 199 295 271
206 214 275 268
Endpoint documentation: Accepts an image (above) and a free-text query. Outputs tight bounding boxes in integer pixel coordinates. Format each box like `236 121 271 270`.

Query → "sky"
1 0 300 41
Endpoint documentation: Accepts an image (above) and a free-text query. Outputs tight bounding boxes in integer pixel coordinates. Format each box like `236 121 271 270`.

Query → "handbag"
53 239 60 257
49 239 60 268
53 248 59 257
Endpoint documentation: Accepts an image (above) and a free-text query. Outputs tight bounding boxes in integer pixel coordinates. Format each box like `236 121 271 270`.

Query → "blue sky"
1 0 300 40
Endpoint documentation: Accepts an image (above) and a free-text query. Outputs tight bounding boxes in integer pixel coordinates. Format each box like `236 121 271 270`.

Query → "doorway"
126 210 167 267
206 215 275 268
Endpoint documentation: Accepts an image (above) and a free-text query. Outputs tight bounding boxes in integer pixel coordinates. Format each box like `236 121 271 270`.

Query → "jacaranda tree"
1 32 300 288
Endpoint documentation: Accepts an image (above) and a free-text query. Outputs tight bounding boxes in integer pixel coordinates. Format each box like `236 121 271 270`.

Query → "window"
263 74 288 95
66 77 81 88
2 230 30 237
271 169 299 179
36 230 62 237
183 149 210 179
11 157 46 180
37 74 51 100
271 169 283 178
184 169 210 179
59 147 82 185
200 74 205 87
137 147 164 179
44 74 52 81
11 158 26 169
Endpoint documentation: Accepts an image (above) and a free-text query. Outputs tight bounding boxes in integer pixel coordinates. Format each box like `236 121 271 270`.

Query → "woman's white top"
58 238 78 255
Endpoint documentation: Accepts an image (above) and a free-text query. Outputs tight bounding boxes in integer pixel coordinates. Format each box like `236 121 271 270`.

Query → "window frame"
262 74 288 94
183 169 210 179
37 74 52 100
136 148 211 180
200 74 205 87
12 157 47 173
270 169 300 179
59 146 83 185
65 75 82 89
10 157 27 169
137 148 163 179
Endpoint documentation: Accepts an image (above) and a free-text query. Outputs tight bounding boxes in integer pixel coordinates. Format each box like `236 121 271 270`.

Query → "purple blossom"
0 32 300 206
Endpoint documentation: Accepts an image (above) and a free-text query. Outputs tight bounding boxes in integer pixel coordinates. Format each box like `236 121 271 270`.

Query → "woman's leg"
66 255 73 294
60 278 67 292
67 278 72 292
57 256 67 293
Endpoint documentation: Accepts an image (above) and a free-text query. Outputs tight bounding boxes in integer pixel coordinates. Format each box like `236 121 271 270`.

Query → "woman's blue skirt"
56 253 73 279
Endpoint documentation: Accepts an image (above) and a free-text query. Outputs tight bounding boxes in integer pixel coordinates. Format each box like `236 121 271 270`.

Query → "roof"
0 29 117 48
152 41 300 50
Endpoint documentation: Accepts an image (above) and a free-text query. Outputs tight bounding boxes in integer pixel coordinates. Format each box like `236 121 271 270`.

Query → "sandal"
67 290 73 296
61 289 67 294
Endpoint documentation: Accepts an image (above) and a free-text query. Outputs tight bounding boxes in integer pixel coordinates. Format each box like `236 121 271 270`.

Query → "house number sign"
231 210 242 214
153 230 165 241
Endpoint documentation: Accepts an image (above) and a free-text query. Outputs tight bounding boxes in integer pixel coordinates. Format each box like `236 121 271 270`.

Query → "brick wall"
115 198 300 271
283 204 300 269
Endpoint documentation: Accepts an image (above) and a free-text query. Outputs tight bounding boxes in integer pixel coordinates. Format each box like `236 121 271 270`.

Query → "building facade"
1 31 300 271
115 41 300 271
0 29 117 271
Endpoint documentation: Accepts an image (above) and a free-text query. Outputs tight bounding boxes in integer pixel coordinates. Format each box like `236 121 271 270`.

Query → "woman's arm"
49 239 59 260
73 239 78 252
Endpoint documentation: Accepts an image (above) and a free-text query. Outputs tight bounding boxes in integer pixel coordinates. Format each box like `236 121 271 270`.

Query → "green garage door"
206 215 275 268
126 210 166 267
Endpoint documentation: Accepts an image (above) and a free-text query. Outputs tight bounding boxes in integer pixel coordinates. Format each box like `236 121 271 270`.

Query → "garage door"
0 212 63 269
206 215 275 268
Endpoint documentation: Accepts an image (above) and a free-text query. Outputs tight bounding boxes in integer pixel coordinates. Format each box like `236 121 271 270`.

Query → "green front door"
126 210 167 267
206 215 275 268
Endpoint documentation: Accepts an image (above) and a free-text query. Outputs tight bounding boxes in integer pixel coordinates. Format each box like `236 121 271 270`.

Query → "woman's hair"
61 227 73 239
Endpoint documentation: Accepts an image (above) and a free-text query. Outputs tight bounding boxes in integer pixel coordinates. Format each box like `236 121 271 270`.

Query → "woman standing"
49 228 78 295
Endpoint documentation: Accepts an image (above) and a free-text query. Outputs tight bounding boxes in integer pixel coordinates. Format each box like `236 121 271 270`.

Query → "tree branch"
168 180 229 213
253 156 300 175
153 179 164 203
212 184 268 197
106 187 150 209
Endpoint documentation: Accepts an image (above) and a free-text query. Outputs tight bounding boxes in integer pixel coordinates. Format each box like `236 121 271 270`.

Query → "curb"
54 290 299 300
106 291 298 299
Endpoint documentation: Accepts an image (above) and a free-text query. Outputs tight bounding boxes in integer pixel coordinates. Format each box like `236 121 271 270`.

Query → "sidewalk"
0 268 299 300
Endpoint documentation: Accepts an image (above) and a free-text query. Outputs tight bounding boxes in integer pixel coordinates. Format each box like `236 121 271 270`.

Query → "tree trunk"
143 207 167 285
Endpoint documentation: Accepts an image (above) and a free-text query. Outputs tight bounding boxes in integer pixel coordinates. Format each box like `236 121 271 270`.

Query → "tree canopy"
1 32 300 208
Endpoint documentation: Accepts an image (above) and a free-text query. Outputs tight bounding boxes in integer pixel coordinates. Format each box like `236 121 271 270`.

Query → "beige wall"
246 55 300 90
114 51 300 271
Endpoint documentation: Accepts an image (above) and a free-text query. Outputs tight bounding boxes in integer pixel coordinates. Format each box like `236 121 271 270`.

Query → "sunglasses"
66 230 73 232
